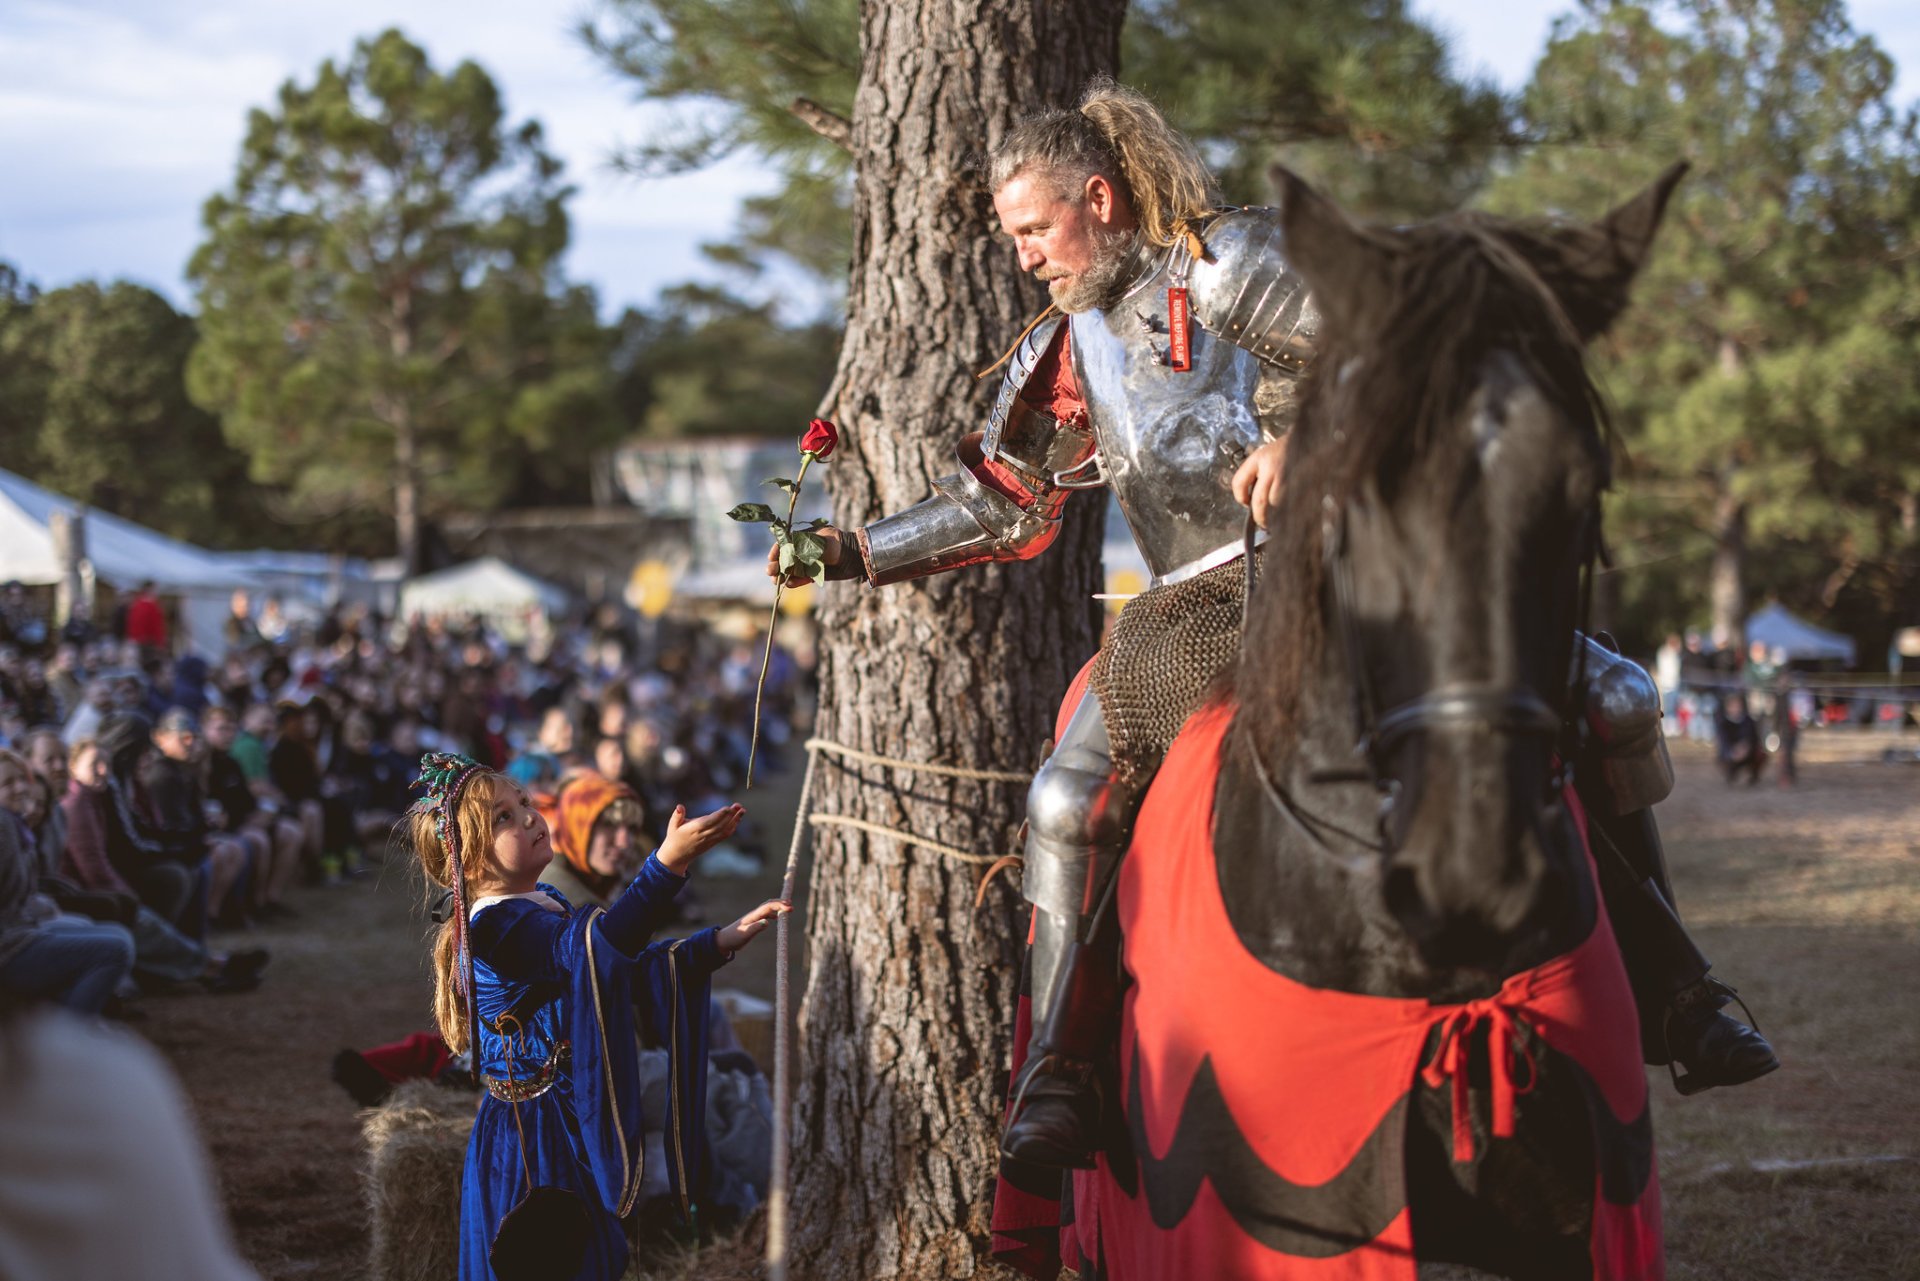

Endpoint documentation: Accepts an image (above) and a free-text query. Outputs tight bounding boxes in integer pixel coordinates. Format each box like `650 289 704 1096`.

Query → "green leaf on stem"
763 476 798 496
788 528 827 574
727 503 776 523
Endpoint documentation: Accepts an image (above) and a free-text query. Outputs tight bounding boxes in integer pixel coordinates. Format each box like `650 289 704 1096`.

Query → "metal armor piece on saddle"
1572 633 1675 816
1067 215 1315 586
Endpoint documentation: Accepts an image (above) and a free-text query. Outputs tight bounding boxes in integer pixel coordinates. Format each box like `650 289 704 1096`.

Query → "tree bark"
1710 480 1746 658
789 3 1122 1276
395 413 422 578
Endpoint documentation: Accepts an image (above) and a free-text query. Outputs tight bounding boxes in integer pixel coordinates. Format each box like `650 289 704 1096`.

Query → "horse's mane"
1237 209 1617 747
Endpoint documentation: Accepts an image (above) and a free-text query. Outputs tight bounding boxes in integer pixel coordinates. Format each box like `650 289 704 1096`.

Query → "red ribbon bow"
1419 996 1540 1163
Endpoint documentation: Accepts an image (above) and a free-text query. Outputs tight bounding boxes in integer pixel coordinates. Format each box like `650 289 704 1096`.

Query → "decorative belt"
482 1040 570 1103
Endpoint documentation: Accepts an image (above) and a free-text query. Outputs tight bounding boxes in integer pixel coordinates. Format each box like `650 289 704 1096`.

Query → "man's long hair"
986 78 1217 249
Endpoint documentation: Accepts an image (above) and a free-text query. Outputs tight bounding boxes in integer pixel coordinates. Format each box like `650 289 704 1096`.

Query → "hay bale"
362 1081 476 1281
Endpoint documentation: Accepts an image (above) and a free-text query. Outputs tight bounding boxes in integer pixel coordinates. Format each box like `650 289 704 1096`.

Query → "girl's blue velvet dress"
459 854 725 1281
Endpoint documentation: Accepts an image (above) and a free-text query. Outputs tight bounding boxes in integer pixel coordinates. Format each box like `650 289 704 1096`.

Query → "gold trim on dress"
583 907 645 1217
666 938 690 1224
482 1039 571 1102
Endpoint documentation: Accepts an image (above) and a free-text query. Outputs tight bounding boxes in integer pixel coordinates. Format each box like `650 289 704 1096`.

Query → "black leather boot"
1002 932 1118 1170
1585 804 1780 1094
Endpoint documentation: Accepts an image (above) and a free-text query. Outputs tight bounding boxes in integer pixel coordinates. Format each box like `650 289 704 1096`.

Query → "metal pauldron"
1571 633 1675 815
1187 207 1320 374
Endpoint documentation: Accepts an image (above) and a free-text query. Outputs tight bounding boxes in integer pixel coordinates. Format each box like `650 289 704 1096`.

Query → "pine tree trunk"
789 4 1122 1276
1710 482 1746 658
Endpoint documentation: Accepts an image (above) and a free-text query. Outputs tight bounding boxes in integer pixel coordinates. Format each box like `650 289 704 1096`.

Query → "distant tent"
0 467 255 593
399 557 569 621
0 467 260 657
1745 602 1856 665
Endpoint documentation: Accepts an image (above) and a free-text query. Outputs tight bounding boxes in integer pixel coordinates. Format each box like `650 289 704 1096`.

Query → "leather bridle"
1247 495 1602 852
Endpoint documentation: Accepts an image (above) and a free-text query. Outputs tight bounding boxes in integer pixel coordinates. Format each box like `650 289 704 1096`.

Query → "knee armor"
1024 759 1133 922
1574 634 1675 816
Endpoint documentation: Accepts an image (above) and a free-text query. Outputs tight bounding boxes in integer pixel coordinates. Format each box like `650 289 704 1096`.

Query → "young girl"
410 752 783 1281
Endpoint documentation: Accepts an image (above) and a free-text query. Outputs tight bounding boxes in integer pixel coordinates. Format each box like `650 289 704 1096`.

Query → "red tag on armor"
1167 286 1192 371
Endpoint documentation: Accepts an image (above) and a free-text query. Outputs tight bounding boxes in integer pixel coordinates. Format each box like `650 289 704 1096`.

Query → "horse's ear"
1270 165 1398 341
1532 161 1689 341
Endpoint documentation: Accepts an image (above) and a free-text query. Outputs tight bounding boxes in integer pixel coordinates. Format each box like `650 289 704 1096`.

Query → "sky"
2 0 1916 321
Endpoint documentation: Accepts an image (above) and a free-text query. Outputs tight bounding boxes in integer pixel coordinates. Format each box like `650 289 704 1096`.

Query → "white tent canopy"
0 467 256 593
399 557 569 619
1746 602 1857 665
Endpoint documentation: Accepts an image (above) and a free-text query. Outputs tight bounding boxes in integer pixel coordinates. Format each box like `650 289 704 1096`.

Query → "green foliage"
580 0 858 282
1125 0 1514 219
187 28 621 567
1486 0 1920 647
0 279 276 547
608 284 838 439
582 0 1509 275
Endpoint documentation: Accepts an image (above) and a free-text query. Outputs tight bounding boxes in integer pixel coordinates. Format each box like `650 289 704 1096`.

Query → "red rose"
800 417 839 459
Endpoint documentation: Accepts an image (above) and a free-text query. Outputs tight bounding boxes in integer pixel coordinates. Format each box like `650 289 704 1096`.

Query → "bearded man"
783 79 1773 1172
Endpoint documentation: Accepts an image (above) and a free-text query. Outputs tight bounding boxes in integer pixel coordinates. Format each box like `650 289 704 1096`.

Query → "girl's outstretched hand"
717 899 790 955
656 803 746 875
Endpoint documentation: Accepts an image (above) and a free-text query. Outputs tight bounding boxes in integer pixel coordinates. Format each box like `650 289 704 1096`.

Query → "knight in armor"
779 80 1775 1171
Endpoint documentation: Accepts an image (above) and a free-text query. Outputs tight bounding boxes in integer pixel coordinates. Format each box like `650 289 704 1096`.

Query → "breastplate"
1070 252 1279 584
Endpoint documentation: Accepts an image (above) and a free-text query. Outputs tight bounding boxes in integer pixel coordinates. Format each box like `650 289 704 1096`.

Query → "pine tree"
188 29 620 573
1486 0 1920 654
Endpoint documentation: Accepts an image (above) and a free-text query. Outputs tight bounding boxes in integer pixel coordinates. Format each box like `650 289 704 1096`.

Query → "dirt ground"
143 735 1919 1280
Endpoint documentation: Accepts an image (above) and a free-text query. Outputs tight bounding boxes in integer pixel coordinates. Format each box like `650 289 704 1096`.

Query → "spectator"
143 710 251 927
202 706 302 920
230 702 274 783
0 782 134 1015
269 703 330 882
1715 692 1766 787
96 713 200 930
222 589 261 655
0 1000 262 1280
62 677 116 747
256 596 289 645
0 581 50 653
505 705 577 791
21 729 70 879
543 773 648 909
58 736 268 994
45 644 84 722
124 581 168 653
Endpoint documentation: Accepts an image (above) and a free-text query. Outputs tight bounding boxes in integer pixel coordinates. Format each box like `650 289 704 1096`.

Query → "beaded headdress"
412 751 489 1041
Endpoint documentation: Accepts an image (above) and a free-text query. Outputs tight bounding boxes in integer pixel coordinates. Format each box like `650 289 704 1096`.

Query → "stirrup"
1665 978 1777 1097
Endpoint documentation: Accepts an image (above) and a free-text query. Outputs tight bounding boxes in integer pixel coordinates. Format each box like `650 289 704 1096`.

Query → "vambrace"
857 422 1093 587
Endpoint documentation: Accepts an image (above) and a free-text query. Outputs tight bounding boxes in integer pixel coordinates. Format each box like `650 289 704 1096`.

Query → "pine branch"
790 97 852 150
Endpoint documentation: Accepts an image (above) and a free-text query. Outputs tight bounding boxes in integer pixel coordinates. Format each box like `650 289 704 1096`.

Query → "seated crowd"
0 589 808 1026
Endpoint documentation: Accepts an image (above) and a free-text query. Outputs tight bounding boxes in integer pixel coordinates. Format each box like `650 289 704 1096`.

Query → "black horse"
1067 166 1687 1280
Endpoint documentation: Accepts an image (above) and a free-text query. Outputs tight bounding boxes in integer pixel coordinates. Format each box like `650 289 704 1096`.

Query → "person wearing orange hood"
542 773 650 911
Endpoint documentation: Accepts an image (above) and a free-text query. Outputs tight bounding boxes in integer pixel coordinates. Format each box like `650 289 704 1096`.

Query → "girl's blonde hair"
411 769 509 1054
985 77 1218 251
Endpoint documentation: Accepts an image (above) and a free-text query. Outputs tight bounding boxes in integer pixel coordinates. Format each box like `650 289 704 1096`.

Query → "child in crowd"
409 753 783 1281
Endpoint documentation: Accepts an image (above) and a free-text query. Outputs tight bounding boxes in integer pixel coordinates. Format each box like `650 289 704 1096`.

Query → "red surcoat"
994 694 1664 1281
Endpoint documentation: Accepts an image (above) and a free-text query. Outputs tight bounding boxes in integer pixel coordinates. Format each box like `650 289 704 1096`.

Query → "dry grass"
1646 742 1920 1281
141 741 1918 1279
